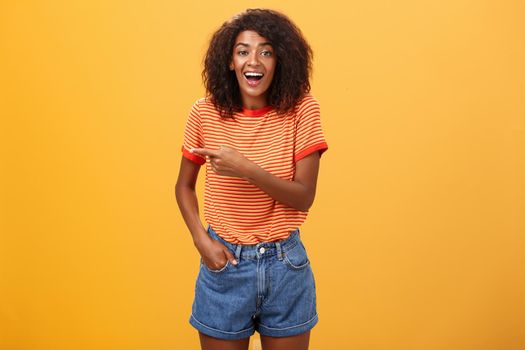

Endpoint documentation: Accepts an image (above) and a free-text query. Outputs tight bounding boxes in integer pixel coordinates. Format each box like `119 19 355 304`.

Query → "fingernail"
232 259 238 265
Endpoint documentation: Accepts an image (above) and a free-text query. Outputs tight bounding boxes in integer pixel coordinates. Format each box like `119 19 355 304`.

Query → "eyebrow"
234 42 272 48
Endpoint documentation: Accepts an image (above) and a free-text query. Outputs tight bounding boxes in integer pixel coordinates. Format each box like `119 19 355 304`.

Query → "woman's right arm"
175 157 207 243
175 156 237 268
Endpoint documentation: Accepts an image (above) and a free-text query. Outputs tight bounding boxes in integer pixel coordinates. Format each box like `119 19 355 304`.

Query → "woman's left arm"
190 146 320 212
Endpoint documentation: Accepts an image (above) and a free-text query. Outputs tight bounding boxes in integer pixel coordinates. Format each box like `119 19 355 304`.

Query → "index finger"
190 148 219 157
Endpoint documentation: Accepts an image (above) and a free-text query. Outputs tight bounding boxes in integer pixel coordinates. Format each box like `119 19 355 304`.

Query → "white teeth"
244 72 263 77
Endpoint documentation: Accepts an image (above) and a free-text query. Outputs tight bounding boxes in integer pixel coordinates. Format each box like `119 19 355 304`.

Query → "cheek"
231 57 241 71
232 63 243 77
266 66 276 81
267 60 277 76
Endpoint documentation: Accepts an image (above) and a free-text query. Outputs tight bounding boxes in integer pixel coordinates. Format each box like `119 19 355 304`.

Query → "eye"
261 50 273 57
237 50 248 56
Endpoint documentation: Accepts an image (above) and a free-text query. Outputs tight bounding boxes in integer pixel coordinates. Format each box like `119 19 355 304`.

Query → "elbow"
294 191 315 212
297 201 313 212
175 181 195 202
174 184 182 206
174 182 183 195
296 204 311 212
174 182 182 199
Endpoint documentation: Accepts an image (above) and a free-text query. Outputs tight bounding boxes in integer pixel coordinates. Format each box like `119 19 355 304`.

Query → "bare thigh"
260 331 310 350
198 332 250 350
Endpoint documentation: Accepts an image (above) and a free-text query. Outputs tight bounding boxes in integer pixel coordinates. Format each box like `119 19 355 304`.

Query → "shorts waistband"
206 225 301 261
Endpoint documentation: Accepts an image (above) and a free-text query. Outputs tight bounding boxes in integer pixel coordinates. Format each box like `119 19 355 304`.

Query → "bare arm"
175 157 237 268
174 157 206 243
244 152 320 211
191 146 321 212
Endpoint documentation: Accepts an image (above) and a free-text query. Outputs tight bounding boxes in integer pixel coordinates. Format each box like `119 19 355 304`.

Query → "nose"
247 52 260 66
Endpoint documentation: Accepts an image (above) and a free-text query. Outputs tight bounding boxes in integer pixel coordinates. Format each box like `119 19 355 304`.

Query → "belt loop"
235 245 242 261
275 241 283 260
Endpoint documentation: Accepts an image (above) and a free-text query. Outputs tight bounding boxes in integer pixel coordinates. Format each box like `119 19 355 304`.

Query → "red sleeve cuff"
181 146 206 165
294 142 328 162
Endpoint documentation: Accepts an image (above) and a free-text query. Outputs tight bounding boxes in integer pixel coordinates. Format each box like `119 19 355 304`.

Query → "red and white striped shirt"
181 94 328 244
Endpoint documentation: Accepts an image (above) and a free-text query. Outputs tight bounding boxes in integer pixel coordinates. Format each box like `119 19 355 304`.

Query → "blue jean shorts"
189 225 318 340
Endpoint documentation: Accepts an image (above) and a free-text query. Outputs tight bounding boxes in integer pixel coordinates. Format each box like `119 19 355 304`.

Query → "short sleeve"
181 99 206 165
294 96 329 162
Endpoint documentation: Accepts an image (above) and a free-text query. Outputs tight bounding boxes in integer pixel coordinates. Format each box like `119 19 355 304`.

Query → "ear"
229 62 234 71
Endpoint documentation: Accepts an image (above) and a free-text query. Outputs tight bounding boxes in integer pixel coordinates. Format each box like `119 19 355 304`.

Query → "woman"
176 8 328 350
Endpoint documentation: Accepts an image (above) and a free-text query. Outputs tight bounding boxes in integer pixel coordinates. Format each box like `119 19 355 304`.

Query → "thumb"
224 249 238 266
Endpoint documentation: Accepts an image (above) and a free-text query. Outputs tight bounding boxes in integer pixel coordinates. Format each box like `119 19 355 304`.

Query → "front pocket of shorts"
283 242 310 270
201 258 230 273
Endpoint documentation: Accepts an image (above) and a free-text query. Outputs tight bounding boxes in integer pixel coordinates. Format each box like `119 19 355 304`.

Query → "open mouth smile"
243 72 264 87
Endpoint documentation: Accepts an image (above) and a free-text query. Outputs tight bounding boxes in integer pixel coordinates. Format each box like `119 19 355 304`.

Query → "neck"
241 95 268 110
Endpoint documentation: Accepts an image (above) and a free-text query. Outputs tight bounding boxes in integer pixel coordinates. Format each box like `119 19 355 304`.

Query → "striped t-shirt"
181 94 328 244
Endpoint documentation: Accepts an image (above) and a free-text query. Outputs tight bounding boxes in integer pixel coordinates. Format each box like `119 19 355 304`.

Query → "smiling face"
230 30 276 110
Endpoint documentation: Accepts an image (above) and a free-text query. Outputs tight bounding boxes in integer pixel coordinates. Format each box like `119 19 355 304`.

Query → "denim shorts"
189 225 318 340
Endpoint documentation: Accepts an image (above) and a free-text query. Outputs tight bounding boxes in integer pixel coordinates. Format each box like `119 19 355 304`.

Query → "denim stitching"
191 314 254 335
258 313 318 331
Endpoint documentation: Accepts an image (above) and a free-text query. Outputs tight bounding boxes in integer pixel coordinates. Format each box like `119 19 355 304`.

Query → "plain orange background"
1 1 524 349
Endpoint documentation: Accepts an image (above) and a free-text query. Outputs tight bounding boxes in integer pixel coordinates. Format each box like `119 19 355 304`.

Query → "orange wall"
1 1 524 349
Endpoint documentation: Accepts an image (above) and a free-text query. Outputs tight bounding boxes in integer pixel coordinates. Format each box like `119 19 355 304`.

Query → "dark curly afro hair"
203 8 313 118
